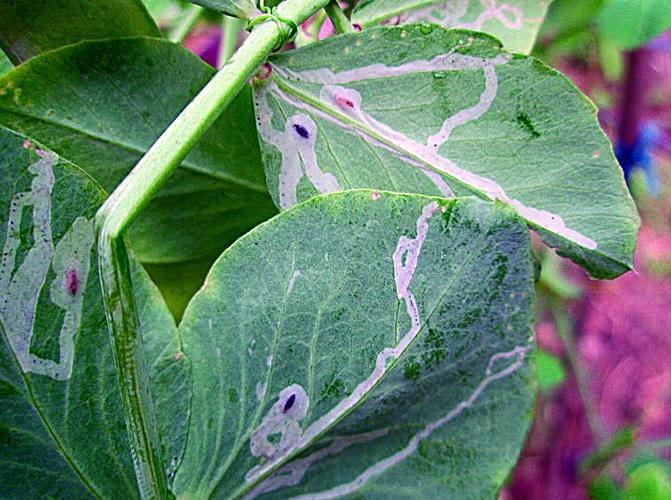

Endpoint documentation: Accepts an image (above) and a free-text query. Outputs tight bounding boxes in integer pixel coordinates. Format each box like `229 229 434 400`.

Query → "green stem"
219 15 245 68
98 0 328 240
324 0 354 34
169 4 204 43
95 0 331 496
96 233 167 499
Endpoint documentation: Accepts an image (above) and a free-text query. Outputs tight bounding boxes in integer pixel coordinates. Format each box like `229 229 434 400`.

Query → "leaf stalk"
95 0 331 496
324 0 355 34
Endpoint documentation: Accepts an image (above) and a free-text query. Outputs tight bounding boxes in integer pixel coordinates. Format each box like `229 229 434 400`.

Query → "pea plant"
0 1 639 498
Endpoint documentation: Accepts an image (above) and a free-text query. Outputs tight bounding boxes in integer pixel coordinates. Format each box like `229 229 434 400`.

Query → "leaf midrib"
0 107 268 194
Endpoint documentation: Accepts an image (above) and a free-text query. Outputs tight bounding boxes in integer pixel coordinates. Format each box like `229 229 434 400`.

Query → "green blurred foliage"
624 463 671 499
598 0 671 50
535 0 670 78
0 51 11 77
535 350 566 392
589 453 671 499
534 0 605 62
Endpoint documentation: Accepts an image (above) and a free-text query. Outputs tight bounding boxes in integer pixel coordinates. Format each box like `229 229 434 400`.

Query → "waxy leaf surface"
0 129 188 498
0 38 278 267
0 0 161 65
174 190 535 499
253 25 639 279
353 0 552 53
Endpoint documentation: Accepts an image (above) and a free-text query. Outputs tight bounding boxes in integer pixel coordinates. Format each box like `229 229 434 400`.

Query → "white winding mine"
290 346 529 499
262 40 597 249
244 429 389 498
399 0 524 31
255 93 341 209
0 149 93 381
249 384 309 460
273 51 510 84
246 202 439 485
426 64 499 148
266 67 597 249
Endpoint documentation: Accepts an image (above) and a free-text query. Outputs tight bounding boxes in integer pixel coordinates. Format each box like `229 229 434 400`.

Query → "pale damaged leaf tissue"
174 190 535 498
353 0 553 53
0 130 188 498
253 26 639 279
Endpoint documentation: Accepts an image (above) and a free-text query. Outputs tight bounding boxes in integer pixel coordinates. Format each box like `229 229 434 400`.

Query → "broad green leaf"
174 190 535 498
0 51 11 77
353 0 553 53
186 0 260 19
253 25 639 279
0 129 189 497
0 37 278 267
597 0 671 50
0 0 161 65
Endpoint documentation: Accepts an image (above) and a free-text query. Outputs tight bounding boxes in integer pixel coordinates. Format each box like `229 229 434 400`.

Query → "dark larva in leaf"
283 394 296 413
292 123 310 139
66 269 80 296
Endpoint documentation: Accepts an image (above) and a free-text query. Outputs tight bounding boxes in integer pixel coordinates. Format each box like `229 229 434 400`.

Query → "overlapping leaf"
174 190 535 498
353 0 553 53
0 37 278 267
0 129 188 498
253 25 639 279
0 0 161 65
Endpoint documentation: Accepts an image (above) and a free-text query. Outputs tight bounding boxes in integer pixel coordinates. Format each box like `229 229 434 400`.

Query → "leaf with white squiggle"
353 0 553 54
0 38 278 318
173 190 535 499
253 25 639 279
0 128 189 497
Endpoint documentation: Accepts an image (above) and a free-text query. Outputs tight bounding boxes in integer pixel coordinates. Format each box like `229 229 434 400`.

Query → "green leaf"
353 0 553 53
624 463 671 500
0 51 12 78
0 128 189 497
597 0 671 50
589 474 623 500
131 259 191 488
174 190 535 498
0 37 278 267
0 0 161 65
186 0 260 19
253 26 639 279
535 350 564 391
